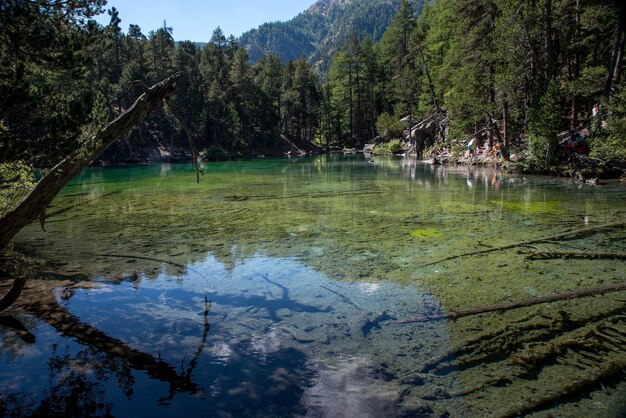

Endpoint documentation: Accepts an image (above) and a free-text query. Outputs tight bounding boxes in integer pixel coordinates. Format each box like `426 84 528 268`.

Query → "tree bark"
164 97 203 183
419 49 440 112
604 2 626 97
0 72 182 250
543 0 556 81
502 100 510 159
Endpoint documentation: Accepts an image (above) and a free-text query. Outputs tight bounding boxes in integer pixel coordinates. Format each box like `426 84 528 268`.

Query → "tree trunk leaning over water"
0 72 182 251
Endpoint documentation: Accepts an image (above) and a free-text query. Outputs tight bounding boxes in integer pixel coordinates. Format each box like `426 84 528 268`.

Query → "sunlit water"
2 155 626 417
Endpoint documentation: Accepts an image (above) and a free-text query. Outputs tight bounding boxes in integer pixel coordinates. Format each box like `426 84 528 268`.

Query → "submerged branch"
524 251 626 261
397 282 626 324
498 356 626 418
23 291 199 396
422 220 626 267
165 97 204 183
45 191 122 219
0 314 36 343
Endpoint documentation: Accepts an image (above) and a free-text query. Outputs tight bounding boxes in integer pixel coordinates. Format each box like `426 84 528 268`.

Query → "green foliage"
567 66 606 99
591 87 626 161
376 112 405 140
200 145 230 161
379 0 416 69
372 139 404 155
3 0 625 174
525 82 565 171
0 161 36 218
0 0 106 166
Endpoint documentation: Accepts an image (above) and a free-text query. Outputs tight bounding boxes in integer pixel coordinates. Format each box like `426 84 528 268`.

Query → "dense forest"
1 0 626 231
322 0 626 171
0 4 321 167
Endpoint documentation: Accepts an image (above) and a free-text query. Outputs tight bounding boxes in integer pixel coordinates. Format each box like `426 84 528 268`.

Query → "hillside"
239 0 426 72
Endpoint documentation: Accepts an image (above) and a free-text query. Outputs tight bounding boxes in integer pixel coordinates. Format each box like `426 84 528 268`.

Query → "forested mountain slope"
239 0 426 71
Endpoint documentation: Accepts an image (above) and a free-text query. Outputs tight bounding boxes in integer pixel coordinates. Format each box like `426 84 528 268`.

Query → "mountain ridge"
239 0 425 72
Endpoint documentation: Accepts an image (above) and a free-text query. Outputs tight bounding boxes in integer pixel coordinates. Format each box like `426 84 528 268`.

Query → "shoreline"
89 149 626 183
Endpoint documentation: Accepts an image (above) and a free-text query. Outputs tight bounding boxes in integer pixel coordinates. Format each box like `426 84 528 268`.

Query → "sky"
95 0 315 42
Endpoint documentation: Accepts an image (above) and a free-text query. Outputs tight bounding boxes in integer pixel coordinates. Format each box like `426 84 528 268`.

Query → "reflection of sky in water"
5 157 624 416
1 254 454 417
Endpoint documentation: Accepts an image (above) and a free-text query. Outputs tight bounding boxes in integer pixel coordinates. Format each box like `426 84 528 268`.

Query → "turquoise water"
2 155 626 417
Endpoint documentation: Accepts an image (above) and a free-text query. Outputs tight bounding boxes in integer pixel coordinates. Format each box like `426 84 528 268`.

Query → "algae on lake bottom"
5 156 626 417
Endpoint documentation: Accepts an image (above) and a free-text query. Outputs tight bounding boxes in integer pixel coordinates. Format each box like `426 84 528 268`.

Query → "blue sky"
95 0 315 42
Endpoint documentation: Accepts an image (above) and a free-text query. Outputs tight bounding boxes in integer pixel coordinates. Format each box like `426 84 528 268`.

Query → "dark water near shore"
3 155 626 417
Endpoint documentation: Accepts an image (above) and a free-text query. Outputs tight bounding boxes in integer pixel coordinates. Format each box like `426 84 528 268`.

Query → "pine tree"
0 0 106 166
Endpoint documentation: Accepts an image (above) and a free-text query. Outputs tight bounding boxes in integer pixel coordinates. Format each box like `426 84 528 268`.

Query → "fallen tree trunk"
397 282 626 324
422 220 626 267
0 72 182 251
0 276 26 312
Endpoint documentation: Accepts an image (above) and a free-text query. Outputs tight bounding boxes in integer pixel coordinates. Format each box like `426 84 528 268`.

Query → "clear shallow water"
3 155 626 417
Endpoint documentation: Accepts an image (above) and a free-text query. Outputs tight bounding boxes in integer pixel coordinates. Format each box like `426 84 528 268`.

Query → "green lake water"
2 155 626 417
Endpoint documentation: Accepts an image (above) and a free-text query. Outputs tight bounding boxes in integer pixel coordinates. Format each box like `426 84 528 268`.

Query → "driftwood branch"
397 282 626 324
422 220 626 267
165 97 204 183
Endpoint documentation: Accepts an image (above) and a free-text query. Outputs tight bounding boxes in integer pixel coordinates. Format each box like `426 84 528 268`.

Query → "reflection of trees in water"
0 313 36 354
0 282 315 416
0 285 206 415
199 345 312 416
1 345 115 417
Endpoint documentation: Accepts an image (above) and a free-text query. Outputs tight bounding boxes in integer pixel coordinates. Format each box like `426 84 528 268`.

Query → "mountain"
239 0 426 72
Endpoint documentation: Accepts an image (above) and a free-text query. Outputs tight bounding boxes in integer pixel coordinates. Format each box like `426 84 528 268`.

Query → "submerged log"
397 282 626 324
524 251 626 261
422 220 625 267
6 278 208 398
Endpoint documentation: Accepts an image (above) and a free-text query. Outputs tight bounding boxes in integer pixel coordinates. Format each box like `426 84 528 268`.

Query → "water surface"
3 155 626 417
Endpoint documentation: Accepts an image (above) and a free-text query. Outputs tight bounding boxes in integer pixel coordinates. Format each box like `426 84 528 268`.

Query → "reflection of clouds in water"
210 342 232 363
358 283 381 295
303 356 404 418
251 327 282 361
64 254 454 416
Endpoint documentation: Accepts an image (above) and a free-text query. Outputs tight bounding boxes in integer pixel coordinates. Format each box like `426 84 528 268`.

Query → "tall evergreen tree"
0 0 106 166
